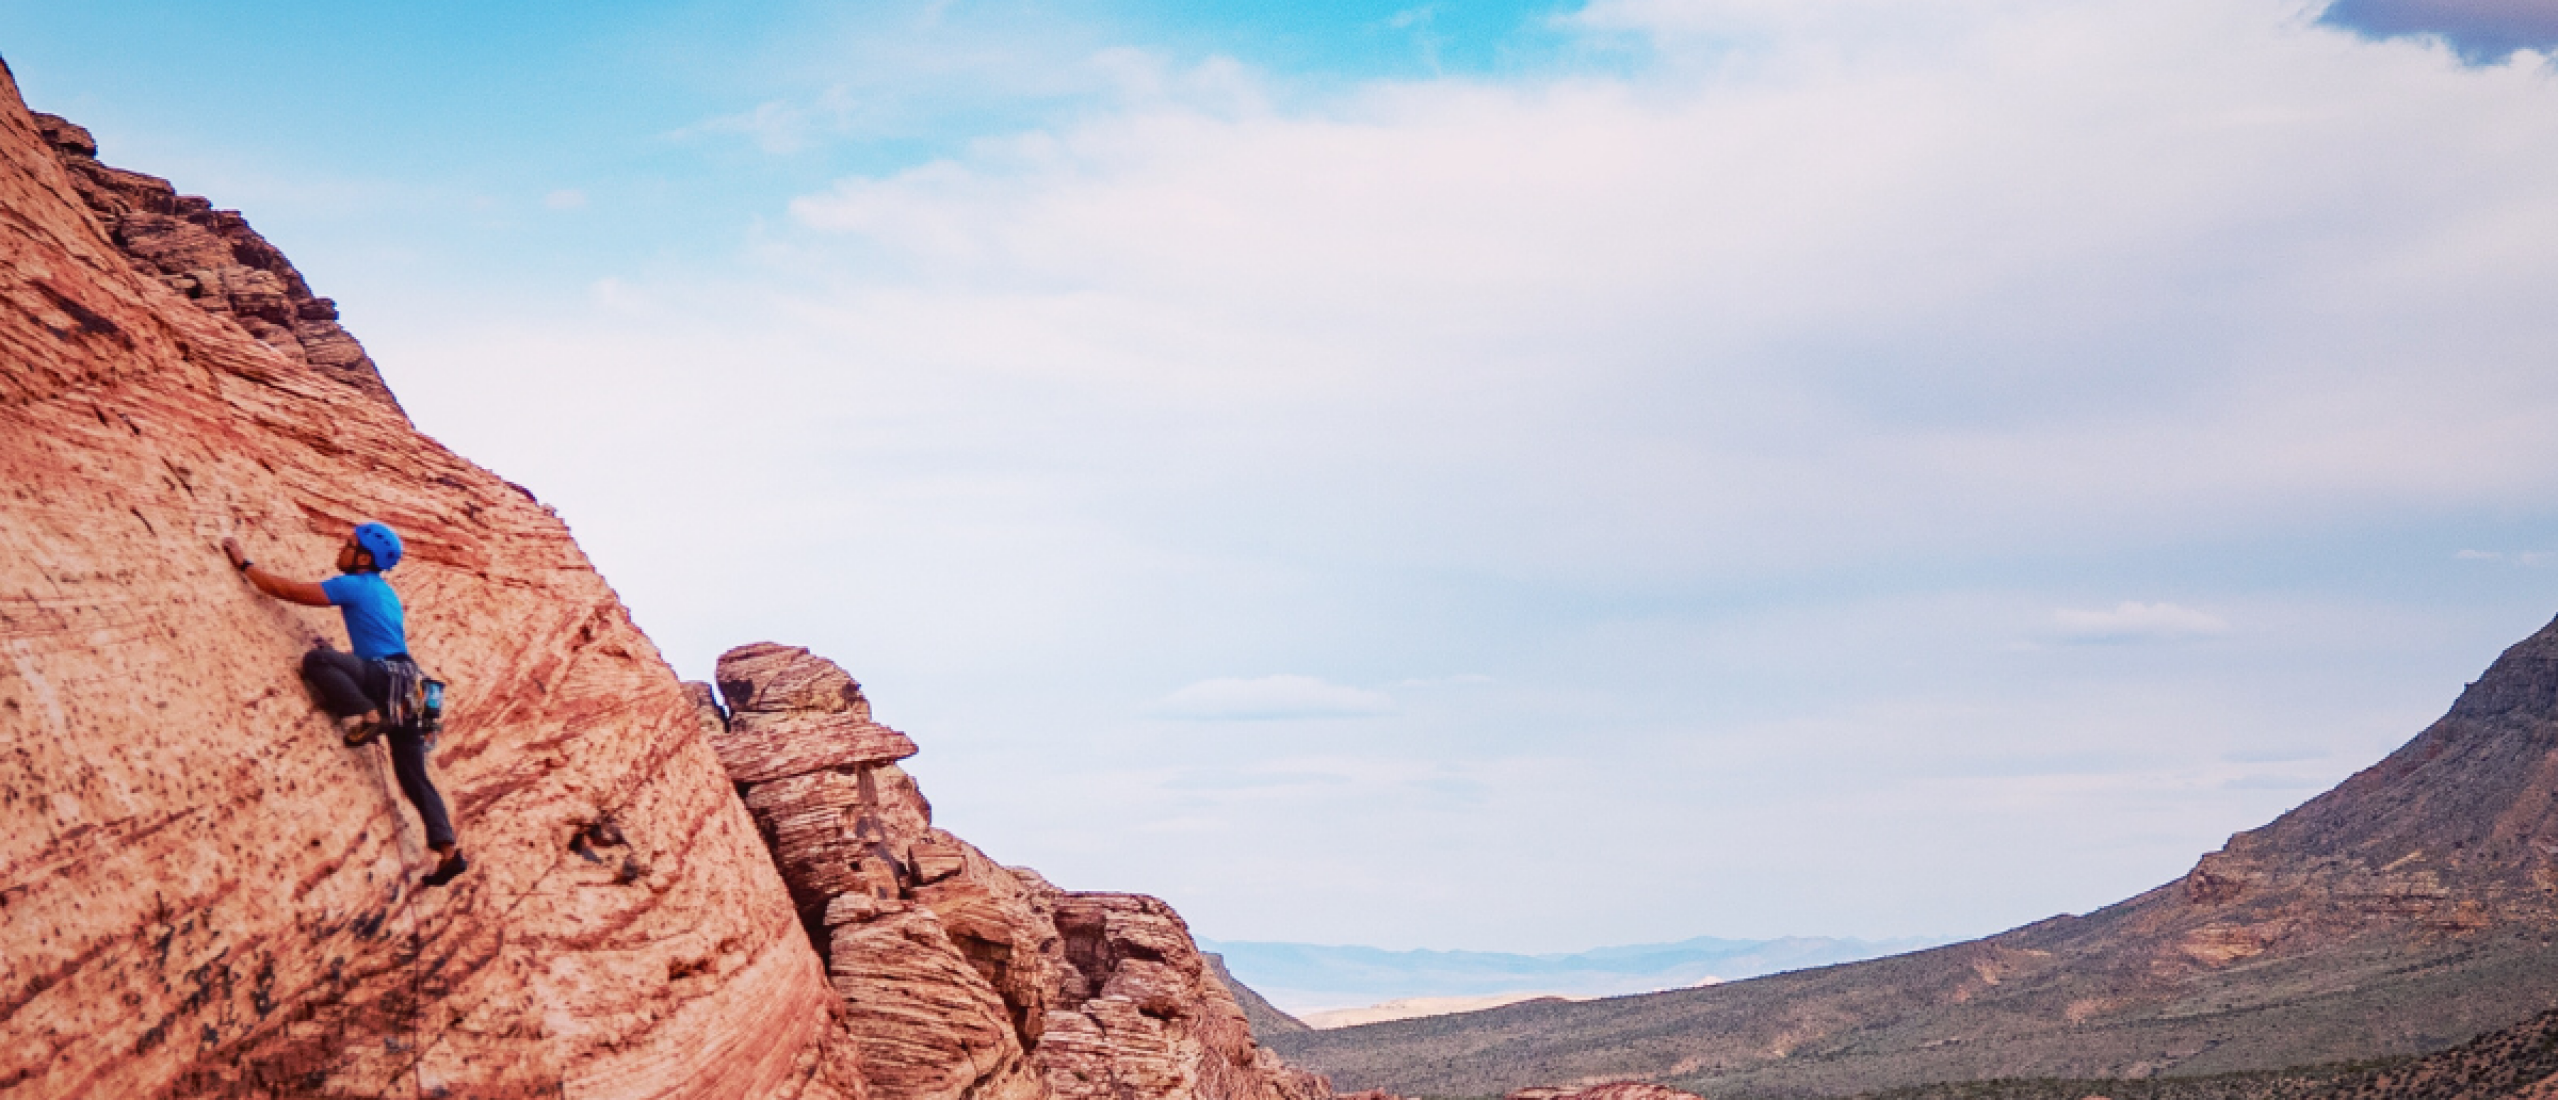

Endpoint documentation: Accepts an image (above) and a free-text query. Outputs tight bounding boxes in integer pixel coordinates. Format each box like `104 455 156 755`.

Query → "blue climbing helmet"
353 521 404 571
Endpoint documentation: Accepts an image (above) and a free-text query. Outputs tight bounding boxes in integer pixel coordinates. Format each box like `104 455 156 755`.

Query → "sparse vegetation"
1810 1063 2405 1100
1702 1003 2558 1100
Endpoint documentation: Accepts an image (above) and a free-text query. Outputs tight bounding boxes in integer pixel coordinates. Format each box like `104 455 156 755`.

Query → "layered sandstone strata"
702 644 1334 1100
28 111 395 411
0 68 870 1098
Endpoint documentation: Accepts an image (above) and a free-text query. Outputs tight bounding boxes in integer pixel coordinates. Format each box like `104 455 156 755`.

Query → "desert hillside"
1271 616 2558 1098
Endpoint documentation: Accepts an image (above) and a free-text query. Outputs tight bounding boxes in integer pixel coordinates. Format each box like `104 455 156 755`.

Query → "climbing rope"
372 712 674 1098
401 874 422 1100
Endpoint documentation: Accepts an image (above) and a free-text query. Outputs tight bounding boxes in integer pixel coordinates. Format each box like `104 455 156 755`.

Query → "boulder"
706 645 1336 1100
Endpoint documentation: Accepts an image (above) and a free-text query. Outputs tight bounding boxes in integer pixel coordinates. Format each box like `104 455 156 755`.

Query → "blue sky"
2322 0 2558 62
6 1 2558 953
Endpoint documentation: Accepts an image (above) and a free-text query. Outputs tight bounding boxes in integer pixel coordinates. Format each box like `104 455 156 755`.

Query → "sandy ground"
1299 994 1582 1029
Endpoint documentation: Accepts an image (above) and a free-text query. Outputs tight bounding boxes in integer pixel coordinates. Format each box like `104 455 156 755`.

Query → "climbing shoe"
340 715 381 747
423 851 470 888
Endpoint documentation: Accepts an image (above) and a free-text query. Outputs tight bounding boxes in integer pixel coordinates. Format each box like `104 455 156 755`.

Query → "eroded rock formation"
703 644 1333 1100
0 65 864 1099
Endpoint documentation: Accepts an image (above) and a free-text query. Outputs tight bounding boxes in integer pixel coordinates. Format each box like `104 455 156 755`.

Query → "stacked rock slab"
701 644 1335 1100
704 642 1034 1100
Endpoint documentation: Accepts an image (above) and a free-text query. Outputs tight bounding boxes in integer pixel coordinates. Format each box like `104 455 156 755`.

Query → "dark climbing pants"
301 648 457 849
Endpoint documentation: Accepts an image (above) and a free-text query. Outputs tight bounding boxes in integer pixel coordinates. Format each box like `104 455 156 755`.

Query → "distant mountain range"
1198 934 1951 1014
1263 613 2558 1099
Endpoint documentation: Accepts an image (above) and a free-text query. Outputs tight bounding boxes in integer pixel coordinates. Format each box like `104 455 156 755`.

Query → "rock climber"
223 523 468 887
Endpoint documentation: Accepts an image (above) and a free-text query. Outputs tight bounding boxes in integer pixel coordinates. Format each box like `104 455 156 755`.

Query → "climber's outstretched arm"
222 537 332 607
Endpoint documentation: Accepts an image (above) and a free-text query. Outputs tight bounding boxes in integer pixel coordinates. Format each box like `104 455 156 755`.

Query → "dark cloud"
2322 0 2558 63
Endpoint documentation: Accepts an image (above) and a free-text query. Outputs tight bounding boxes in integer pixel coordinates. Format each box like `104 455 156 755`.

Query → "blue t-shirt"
321 572 407 660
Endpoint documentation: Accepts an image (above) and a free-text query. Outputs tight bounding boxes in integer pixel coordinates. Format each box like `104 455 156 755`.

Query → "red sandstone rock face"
704 645 1334 1100
1038 892 1331 1100
0 68 864 1098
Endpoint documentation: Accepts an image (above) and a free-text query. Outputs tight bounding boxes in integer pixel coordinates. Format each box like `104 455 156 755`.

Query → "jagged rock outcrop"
0 65 866 1098
27 111 396 411
1273 615 2558 1098
702 644 1334 1100
702 643 1041 1100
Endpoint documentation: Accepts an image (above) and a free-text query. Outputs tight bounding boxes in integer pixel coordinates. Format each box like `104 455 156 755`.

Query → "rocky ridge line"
28 111 397 412
1204 954 1311 1040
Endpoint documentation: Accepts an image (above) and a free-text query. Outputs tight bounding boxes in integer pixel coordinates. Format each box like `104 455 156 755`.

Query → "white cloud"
757 0 2558 590
2456 549 2550 566
382 0 2558 948
543 188 588 210
2222 773 2329 790
2223 746 2327 764
1392 674 1496 689
675 88 863 154
1150 675 1397 720
713 99 807 152
2053 602 2233 643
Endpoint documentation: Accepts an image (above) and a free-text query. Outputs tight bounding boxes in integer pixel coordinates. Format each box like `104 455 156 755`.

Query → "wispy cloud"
1392 674 1495 689
1164 768 1357 790
2456 549 2551 566
2052 602 2232 644
1389 6 1447 73
1150 675 1397 721
2221 774 2329 790
672 86 865 154
2223 746 2328 764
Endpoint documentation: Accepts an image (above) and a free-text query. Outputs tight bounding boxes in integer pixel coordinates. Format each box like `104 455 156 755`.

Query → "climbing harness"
377 655 446 744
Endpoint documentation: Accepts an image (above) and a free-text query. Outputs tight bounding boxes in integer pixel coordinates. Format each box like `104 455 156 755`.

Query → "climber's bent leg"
300 648 385 718
386 727 457 849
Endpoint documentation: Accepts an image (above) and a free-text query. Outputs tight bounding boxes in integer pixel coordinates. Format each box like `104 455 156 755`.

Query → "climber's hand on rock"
222 537 246 569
